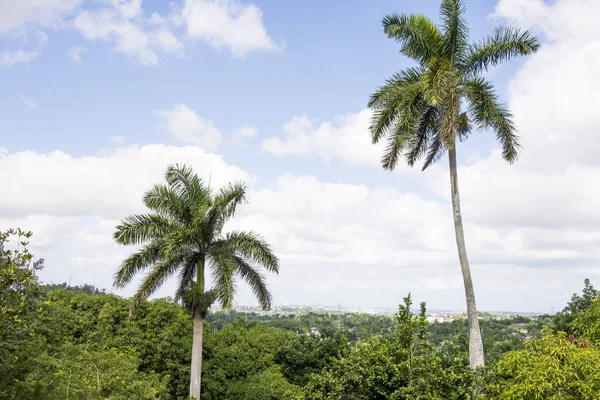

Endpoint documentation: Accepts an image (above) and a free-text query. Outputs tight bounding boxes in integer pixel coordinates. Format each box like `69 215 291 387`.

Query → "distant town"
227 303 547 323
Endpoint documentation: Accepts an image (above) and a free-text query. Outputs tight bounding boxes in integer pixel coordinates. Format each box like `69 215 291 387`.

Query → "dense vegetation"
3 228 600 399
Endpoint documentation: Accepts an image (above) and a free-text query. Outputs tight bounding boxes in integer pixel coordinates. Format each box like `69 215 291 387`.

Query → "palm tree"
368 0 539 370
113 164 279 400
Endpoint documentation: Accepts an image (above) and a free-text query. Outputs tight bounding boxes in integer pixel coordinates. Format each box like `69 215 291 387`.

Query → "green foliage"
0 229 44 347
304 295 473 400
206 310 395 342
553 279 599 334
488 329 600 399
39 289 193 399
276 329 349 386
0 229 45 398
14 343 168 399
227 365 304 400
201 320 299 399
427 315 547 362
571 298 600 345
41 282 107 295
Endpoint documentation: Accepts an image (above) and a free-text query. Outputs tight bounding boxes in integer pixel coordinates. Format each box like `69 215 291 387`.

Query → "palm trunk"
448 147 485 370
190 257 206 399
189 310 204 399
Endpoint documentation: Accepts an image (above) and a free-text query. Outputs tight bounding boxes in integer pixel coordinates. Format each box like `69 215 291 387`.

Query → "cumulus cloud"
261 109 385 168
156 104 223 150
0 144 247 220
0 50 39 66
182 0 282 58
230 125 258 146
1 0 279 65
2 143 597 311
73 0 183 66
0 0 81 33
1 137 599 311
492 0 600 171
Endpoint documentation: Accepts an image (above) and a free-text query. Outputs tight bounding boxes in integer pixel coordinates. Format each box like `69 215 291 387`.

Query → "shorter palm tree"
113 164 279 400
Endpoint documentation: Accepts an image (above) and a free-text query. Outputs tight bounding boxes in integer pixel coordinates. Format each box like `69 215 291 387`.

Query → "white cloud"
261 109 384 167
151 27 184 55
182 0 281 58
74 8 158 66
260 109 434 177
0 144 247 219
0 140 598 311
492 0 600 171
234 125 257 138
73 0 183 66
230 125 258 146
0 0 81 33
68 45 86 62
156 104 223 151
0 50 39 66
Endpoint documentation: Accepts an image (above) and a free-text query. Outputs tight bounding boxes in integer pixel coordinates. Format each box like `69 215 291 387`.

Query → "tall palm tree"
113 164 279 400
368 0 539 370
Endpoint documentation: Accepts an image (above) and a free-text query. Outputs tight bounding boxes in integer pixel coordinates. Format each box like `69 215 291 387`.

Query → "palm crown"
113 164 279 315
368 0 539 171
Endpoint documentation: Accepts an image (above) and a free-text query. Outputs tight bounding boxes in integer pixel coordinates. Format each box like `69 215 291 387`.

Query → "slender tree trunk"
448 147 485 370
189 257 206 400
189 310 204 399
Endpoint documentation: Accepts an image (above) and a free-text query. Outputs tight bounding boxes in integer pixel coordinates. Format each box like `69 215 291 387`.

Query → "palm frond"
113 240 163 288
212 182 247 219
160 229 195 260
368 68 424 144
175 252 201 302
234 256 272 310
422 134 445 171
143 184 191 223
464 77 520 162
210 250 237 310
216 231 279 273
419 57 457 105
440 0 469 64
165 164 210 207
457 111 472 141
382 13 443 65
464 26 540 75
113 213 175 245
195 203 225 244
405 106 439 167
130 257 183 312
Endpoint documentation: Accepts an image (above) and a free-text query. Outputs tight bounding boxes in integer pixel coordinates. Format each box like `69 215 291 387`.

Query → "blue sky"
1 0 520 195
1 0 598 312
2 1 505 157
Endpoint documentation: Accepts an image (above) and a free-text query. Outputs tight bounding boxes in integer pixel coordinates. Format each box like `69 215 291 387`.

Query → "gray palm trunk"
190 258 206 399
448 147 485 369
189 310 204 399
